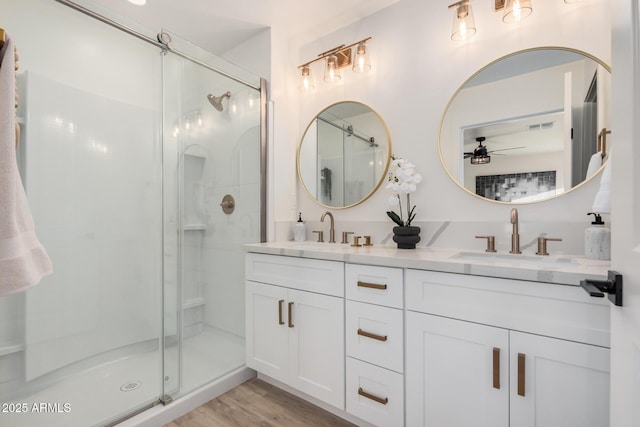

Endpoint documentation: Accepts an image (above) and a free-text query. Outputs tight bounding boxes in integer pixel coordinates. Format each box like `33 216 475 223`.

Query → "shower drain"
120 381 142 392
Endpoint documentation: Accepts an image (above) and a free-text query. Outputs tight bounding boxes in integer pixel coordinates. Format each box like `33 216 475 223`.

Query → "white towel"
591 151 611 214
585 151 603 179
0 34 52 297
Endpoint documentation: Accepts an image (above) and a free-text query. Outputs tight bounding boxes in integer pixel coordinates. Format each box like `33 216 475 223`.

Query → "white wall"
270 0 611 254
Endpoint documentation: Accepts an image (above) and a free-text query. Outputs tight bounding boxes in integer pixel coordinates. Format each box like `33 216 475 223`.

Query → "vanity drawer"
405 269 610 347
346 357 404 427
346 300 403 372
245 253 344 297
345 264 403 308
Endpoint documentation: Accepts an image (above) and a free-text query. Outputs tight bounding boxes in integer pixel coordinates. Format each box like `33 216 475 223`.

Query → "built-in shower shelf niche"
0 342 24 357
183 297 206 310
184 151 207 159
183 224 206 231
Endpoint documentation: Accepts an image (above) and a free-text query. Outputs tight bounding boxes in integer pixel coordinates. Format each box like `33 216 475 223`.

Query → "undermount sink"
450 251 579 266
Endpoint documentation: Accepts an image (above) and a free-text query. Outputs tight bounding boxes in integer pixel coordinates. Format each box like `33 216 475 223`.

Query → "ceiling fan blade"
463 152 473 158
487 146 525 154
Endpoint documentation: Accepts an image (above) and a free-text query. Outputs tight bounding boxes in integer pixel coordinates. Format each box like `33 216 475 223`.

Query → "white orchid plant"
386 155 422 227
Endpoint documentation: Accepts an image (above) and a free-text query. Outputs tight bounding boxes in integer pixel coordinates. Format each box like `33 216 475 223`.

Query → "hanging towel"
592 151 612 214
585 151 603 179
0 34 52 297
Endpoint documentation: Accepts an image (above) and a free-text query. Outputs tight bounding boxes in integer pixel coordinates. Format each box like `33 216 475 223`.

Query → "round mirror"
439 47 611 204
298 101 391 208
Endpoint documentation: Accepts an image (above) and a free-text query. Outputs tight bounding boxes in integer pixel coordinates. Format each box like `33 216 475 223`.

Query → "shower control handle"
220 194 235 214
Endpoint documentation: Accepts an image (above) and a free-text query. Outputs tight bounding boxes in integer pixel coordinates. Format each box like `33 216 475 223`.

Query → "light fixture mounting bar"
494 0 505 10
298 37 372 69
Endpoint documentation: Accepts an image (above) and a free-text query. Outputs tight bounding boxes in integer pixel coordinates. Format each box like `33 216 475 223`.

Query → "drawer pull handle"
278 299 285 325
357 281 387 290
517 353 526 396
358 387 388 405
357 328 388 342
288 302 294 328
492 347 500 389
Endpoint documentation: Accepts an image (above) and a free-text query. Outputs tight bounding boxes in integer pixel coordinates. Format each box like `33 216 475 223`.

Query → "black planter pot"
392 226 421 249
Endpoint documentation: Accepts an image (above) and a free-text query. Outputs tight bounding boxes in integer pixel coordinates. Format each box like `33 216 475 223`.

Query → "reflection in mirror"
439 48 611 204
298 102 391 208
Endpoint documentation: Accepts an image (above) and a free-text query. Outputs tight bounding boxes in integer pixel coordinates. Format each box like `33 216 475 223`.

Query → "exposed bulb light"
324 54 341 83
449 1 477 41
502 0 532 23
352 42 371 73
299 65 315 91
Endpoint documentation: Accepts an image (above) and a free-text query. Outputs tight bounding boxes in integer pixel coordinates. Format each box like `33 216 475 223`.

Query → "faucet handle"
536 237 562 256
341 231 354 244
363 235 373 246
312 230 324 243
351 235 362 247
475 235 497 253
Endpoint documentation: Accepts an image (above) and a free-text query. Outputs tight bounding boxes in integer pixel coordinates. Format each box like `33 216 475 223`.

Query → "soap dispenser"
294 212 306 241
585 212 611 260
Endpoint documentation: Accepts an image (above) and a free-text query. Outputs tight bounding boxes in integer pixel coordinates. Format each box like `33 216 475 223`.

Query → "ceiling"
90 0 400 55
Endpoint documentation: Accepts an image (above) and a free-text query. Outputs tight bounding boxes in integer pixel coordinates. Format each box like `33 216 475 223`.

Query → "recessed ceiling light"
128 0 146 5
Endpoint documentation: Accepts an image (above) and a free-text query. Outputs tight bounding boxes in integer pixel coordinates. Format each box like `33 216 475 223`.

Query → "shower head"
207 91 231 112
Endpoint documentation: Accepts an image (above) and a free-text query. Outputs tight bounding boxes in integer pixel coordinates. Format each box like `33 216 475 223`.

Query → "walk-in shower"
1 0 266 426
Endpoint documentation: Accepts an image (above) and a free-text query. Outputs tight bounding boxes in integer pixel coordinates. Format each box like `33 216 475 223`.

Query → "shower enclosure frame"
49 0 268 421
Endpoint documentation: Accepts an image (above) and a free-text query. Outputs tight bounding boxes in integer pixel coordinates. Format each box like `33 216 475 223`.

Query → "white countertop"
245 241 610 286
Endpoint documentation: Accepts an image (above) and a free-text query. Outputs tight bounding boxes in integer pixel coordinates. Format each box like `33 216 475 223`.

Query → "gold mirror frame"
297 101 392 209
438 47 611 205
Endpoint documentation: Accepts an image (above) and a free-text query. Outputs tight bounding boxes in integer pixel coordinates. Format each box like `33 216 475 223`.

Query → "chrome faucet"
510 208 521 254
320 211 336 243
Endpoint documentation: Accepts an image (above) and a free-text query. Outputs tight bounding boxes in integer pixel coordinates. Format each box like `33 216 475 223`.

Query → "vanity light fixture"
324 54 341 82
501 0 533 23
352 42 371 73
297 37 372 91
450 0 540 41
448 1 477 41
299 65 315 91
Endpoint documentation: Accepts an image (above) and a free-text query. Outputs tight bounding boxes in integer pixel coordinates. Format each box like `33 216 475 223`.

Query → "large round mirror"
439 47 611 204
298 101 391 208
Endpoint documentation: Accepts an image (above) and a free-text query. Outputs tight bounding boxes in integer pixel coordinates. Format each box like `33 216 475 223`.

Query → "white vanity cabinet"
344 264 405 427
405 269 611 427
245 253 345 409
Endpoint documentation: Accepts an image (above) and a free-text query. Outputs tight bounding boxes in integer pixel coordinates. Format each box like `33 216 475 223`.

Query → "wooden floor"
164 378 356 427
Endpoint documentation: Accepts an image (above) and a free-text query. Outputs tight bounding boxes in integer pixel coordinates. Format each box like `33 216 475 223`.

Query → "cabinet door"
406 312 509 427
288 288 344 409
510 331 610 427
245 281 288 382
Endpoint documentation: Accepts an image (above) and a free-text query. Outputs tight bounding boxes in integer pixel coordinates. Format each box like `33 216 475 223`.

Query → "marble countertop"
245 241 610 286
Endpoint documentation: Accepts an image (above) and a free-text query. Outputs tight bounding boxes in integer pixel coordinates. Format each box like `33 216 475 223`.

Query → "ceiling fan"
464 137 525 164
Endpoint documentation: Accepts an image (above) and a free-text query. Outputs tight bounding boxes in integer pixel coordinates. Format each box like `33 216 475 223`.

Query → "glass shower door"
161 31 263 400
